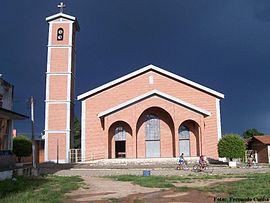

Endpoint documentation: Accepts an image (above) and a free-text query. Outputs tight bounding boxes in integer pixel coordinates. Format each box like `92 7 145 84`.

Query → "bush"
218 134 246 161
13 136 32 163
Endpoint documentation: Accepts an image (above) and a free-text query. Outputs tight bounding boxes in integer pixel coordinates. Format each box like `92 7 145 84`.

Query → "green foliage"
243 128 264 139
12 136 32 162
218 134 246 161
0 175 82 203
73 117 81 149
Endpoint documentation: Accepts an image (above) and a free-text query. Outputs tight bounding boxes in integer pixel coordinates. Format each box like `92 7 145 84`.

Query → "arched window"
145 114 160 140
114 126 126 141
145 114 160 158
179 126 190 156
57 28 64 41
179 126 190 139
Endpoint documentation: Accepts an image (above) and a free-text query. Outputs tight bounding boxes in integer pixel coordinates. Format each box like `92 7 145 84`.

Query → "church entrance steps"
74 157 201 169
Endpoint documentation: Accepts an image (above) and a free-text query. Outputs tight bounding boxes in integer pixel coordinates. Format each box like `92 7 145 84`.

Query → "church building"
44 6 224 163
77 65 224 161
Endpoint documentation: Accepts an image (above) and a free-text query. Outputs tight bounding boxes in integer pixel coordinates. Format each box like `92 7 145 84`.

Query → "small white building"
0 78 28 151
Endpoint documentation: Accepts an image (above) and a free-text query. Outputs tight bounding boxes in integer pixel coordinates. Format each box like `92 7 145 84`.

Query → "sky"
1 0 270 137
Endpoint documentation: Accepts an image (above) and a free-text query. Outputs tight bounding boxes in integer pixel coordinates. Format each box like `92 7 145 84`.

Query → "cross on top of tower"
57 2 66 13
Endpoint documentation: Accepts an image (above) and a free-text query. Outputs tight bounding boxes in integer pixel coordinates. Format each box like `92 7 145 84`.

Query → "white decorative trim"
216 98 222 140
81 101 86 162
44 103 49 130
47 159 68 164
44 24 51 160
65 28 73 162
45 100 71 103
44 131 48 161
98 89 211 118
47 45 73 48
48 23 52 49
78 64 225 100
69 22 73 47
266 145 270 164
66 130 70 162
45 130 71 133
46 13 76 22
49 21 74 24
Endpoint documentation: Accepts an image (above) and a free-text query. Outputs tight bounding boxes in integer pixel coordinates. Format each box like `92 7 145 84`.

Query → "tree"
243 128 264 139
73 117 81 149
13 136 32 163
218 134 246 161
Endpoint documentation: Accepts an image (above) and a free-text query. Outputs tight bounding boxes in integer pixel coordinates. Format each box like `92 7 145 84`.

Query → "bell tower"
44 3 80 163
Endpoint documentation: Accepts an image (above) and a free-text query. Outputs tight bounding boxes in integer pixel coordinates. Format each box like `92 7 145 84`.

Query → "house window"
145 114 160 141
179 126 190 156
57 28 64 41
114 126 126 141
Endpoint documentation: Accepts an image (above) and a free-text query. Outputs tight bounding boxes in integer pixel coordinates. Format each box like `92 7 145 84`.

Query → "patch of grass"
134 199 143 203
199 173 270 200
166 174 226 182
0 175 83 203
175 186 193 192
108 173 270 200
108 198 120 203
109 175 173 188
108 174 229 189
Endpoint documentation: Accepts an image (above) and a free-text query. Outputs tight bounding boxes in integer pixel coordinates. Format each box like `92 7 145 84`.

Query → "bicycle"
192 163 213 173
243 161 258 169
176 161 189 171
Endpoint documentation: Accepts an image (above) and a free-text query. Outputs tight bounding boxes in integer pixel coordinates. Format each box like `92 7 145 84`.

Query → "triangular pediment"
98 90 211 118
77 64 224 100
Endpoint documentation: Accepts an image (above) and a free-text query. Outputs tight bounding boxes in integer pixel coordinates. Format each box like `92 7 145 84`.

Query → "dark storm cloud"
252 0 270 22
1 0 270 136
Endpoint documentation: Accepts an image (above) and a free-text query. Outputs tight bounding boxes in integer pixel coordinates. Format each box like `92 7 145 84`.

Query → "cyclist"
176 153 186 170
199 155 207 170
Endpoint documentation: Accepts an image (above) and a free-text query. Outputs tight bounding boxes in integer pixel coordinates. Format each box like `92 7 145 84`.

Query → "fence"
245 150 258 163
69 149 81 163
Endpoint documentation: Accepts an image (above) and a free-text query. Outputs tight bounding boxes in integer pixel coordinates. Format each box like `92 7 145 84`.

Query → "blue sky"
1 0 270 137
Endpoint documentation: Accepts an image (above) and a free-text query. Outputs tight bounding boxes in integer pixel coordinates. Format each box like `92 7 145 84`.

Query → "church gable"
77 64 224 101
78 65 224 118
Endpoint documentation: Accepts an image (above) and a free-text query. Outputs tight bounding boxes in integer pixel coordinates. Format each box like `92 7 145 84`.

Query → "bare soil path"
63 176 242 203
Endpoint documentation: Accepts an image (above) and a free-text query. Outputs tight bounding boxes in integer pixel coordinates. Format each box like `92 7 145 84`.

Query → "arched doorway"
178 120 200 157
114 126 126 158
108 121 132 159
136 107 175 158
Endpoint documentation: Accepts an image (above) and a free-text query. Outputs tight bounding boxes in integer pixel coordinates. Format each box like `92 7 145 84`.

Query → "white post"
31 96 36 169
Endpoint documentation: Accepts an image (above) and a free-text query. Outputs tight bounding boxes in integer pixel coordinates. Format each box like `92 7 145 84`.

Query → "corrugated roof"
253 136 270 145
0 107 29 120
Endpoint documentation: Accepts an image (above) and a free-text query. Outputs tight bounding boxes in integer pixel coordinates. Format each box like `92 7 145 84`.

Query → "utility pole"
31 96 36 169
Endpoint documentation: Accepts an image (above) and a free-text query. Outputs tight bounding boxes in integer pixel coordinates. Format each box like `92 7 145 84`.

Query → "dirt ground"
63 177 243 203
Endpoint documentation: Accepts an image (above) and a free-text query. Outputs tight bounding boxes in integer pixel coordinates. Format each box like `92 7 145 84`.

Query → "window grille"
179 126 190 140
145 114 160 141
115 126 126 141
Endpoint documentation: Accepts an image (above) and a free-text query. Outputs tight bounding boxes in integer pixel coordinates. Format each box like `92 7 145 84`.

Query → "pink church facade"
78 65 224 161
44 9 224 163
